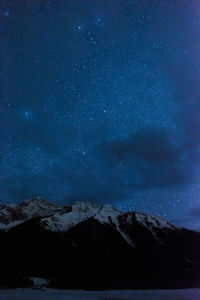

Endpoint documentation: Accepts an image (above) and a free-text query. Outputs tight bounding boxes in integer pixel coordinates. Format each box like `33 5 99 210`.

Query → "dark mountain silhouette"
1 198 200 289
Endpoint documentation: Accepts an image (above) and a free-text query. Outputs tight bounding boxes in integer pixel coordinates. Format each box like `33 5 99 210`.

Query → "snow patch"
30 277 49 288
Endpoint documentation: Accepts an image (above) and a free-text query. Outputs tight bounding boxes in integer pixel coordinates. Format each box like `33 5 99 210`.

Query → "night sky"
1 0 200 230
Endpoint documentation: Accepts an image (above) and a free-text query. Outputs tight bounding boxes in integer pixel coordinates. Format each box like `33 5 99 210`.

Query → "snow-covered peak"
118 211 180 230
40 202 121 232
134 212 180 230
40 201 102 232
13 197 63 219
40 201 124 234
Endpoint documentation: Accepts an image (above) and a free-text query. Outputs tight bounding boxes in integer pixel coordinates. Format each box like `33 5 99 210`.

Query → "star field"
1 0 200 229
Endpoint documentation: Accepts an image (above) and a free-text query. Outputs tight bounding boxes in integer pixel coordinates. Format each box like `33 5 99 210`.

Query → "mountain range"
1 197 200 289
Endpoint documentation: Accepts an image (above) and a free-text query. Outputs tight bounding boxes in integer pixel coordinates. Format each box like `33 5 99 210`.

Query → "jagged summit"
13 197 62 218
0 197 181 237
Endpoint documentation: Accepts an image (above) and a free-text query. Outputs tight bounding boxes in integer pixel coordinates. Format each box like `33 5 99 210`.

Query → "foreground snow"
1 288 200 300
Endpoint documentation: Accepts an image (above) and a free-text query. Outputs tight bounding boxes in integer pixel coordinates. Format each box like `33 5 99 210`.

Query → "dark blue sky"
1 0 200 229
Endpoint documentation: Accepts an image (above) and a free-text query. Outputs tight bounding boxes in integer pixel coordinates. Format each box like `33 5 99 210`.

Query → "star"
77 25 85 31
4 11 10 16
1 0 200 231
23 111 32 120
95 17 104 26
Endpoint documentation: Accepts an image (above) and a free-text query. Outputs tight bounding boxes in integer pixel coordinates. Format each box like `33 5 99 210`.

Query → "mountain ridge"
0 197 182 233
1 197 200 289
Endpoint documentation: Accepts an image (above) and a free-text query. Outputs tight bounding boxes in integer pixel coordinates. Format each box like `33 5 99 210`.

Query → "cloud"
49 127 198 204
95 128 193 191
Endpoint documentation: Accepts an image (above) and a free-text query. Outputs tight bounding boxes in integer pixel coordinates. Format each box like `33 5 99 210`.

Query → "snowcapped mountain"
0 198 181 235
0 198 183 248
1 198 200 289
